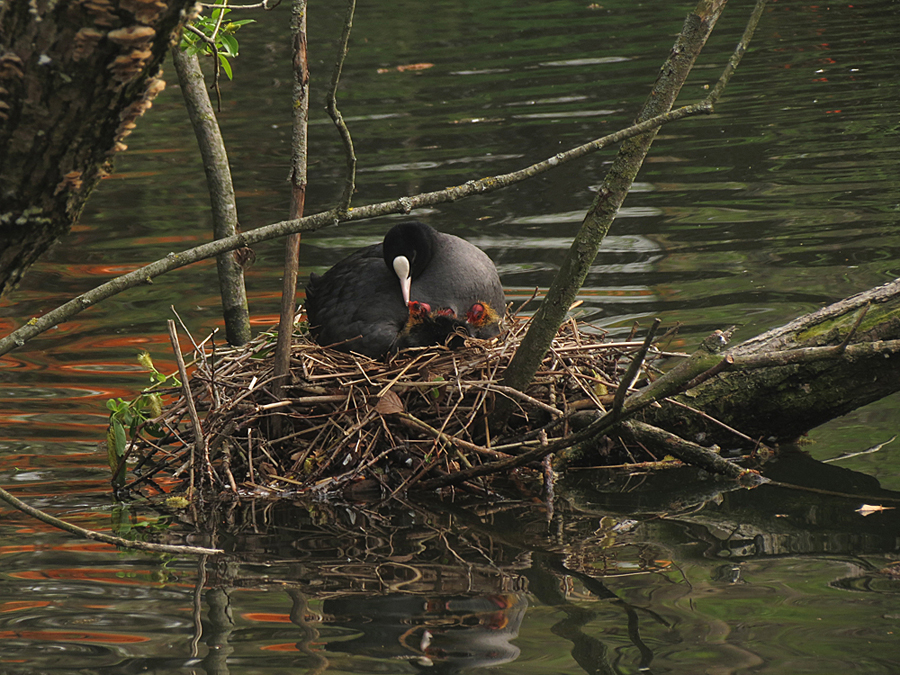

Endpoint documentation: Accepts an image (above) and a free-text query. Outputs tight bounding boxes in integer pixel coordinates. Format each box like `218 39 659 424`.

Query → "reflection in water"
158 455 896 674
323 593 526 672
1 456 899 673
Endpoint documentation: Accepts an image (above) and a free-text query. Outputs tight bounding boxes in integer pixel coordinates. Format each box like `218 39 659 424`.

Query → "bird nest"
121 313 669 501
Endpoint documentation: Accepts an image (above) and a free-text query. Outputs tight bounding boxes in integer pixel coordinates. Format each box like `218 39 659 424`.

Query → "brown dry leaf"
375 390 404 416
856 504 896 516
377 62 435 74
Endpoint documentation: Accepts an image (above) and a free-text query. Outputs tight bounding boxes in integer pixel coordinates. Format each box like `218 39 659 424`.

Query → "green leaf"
108 421 128 488
112 419 127 457
218 53 234 80
219 33 239 57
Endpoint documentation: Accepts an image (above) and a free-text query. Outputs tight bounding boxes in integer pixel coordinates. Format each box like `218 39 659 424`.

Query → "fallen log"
638 277 900 447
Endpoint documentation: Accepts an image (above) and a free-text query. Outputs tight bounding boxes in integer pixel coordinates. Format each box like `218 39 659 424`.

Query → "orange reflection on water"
9 567 162 586
242 613 292 623
0 601 51 613
249 314 280 326
0 630 149 644
261 643 301 652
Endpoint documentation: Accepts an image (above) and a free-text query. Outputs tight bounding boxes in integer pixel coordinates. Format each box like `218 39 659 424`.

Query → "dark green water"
2 1 899 672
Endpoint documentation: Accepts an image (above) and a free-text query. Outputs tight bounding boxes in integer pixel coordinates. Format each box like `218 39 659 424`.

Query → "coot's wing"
305 243 408 357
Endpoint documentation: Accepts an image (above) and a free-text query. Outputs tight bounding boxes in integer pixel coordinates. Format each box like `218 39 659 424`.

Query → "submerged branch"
0 485 223 556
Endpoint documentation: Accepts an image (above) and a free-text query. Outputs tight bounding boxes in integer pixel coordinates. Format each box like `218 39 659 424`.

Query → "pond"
2 0 899 672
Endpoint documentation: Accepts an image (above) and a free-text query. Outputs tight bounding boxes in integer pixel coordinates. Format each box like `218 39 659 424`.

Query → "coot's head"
465 301 502 339
406 300 432 322
382 222 436 305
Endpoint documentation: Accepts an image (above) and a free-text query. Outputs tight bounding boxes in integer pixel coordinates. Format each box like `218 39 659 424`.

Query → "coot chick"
392 301 469 352
305 222 504 357
464 301 502 340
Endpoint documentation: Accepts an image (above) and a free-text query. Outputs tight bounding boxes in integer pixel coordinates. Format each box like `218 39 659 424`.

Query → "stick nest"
125 315 665 500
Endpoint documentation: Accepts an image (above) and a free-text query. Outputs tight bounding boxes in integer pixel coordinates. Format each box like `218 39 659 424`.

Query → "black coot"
305 221 505 357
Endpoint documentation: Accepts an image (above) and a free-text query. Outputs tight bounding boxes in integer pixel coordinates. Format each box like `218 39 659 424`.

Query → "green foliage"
105 351 179 488
180 8 255 80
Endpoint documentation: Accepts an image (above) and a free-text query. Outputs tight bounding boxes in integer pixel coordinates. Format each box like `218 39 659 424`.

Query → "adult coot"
305 222 505 357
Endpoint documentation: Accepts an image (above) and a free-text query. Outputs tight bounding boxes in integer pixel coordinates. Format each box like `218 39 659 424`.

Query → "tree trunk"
0 0 196 297
640 278 900 446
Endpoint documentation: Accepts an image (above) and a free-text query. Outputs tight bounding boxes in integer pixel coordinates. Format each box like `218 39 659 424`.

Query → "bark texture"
0 0 196 297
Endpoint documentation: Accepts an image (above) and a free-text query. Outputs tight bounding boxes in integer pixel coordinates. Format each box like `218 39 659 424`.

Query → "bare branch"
168 320 215 493
271 0 309 402
200 0 278 8
0 101 718 357
611 318 660 417
184 24 216 45
172 46 251 346
706 0 770 106
0 485 223 556
497 0 747 418
326 0 358 213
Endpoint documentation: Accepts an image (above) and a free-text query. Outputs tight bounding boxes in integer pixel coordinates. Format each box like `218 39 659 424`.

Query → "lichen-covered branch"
643 278 900 444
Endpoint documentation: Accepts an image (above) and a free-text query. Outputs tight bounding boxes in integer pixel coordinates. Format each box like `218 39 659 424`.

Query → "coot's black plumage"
305 222 504 357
